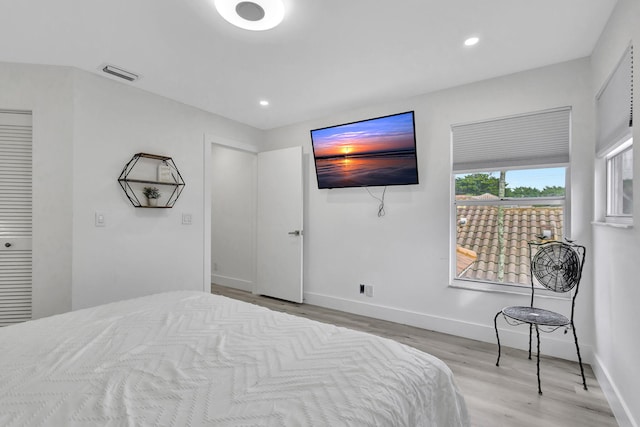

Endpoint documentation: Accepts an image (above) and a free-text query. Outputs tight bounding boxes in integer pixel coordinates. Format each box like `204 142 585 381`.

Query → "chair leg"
528 323 533 360
572 322 588 390
494 311 502 366
535 325 542 395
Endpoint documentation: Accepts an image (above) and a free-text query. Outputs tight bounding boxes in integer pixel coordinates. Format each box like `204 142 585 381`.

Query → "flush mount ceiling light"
259 99 270 106
214 0 285 31
464 36 480 47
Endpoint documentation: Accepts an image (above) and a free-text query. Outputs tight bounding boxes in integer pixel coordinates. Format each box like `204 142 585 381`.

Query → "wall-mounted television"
310 111 419 189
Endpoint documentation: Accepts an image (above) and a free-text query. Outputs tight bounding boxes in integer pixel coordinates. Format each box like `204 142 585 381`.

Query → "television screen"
310 111 419 189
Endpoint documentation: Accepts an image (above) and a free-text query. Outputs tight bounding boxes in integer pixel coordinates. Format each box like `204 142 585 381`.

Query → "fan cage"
530 243 581 293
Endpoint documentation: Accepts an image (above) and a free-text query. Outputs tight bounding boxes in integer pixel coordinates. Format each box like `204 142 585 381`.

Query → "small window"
606 138 633 220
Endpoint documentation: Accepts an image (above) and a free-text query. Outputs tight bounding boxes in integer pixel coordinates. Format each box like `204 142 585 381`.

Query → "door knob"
288 230 301 236
4 242 11 248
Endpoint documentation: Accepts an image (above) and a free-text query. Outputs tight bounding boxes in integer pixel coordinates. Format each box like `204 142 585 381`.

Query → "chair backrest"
528 241 586 295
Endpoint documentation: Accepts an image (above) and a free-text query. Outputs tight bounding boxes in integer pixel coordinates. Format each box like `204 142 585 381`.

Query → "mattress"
0 291 469 426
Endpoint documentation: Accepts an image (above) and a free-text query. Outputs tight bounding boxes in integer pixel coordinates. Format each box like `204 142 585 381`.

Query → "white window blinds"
596 44 633 157
452 107 571 172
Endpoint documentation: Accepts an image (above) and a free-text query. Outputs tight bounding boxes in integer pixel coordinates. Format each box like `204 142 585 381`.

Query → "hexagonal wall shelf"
118 153 185 208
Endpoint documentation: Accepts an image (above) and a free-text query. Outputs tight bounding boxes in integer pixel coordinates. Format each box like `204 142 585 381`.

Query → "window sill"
592 221 633 229
449 279 570 300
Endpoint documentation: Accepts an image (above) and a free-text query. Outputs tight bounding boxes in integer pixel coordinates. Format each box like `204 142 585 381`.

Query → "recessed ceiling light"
464 37 480 47
259 100 270 106
214 0 285 31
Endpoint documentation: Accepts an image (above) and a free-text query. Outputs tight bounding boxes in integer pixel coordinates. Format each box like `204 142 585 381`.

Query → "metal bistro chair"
494 240 587 394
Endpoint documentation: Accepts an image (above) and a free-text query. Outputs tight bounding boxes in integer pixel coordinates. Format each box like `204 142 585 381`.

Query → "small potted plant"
143 186 161 207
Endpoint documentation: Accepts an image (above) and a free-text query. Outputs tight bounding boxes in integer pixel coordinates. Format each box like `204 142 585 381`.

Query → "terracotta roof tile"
456 204 563 286
456 246 477 275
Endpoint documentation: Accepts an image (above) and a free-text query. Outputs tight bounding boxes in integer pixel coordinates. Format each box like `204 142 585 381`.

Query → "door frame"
202 135 259 293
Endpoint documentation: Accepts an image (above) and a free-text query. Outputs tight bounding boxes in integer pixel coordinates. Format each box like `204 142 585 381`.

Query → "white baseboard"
211 274 253 293
303 291 592 363
591 353 637 427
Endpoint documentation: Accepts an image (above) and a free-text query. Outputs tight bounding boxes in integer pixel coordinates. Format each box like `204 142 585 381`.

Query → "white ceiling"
0 0 617 130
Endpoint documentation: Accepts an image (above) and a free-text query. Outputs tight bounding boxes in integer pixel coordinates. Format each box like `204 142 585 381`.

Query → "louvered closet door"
0 111 32 326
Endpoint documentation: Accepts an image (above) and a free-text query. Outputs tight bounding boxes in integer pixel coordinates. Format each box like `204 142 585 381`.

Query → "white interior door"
0 110 32 326
256 146 303 303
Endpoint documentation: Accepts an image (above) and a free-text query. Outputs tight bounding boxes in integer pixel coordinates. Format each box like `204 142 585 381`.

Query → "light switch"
182 213 192 225
95 212 106 227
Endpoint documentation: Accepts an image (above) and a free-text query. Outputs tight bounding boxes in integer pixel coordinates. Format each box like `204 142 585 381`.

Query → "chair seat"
502 306 569 327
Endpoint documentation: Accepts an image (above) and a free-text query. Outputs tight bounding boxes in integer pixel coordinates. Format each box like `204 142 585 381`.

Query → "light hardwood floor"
211 284 617 427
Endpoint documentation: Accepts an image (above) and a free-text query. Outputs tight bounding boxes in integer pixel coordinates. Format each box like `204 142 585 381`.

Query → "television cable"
366 186 386 217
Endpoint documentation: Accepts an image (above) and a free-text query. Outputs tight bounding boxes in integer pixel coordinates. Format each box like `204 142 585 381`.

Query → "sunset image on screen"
311 112 415 159
310 112 418 189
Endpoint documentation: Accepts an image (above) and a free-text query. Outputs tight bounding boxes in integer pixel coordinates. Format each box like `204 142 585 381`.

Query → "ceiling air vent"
101 64 139 82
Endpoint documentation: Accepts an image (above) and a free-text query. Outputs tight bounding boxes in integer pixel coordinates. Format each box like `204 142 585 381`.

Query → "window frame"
604 136 633 224
450 164 570 297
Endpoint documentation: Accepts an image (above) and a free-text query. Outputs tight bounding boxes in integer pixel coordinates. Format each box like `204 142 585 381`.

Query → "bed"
0 291 469 426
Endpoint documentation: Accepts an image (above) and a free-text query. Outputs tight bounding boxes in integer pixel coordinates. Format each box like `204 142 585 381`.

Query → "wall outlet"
213 262 218 272
364 284 374 297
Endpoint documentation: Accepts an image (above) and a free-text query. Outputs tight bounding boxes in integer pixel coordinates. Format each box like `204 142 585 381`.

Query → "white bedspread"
0 291 469 426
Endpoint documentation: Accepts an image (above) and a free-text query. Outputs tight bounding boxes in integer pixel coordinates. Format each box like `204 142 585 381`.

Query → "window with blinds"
596 43 634 224
0 110 33 326
451 108 570 291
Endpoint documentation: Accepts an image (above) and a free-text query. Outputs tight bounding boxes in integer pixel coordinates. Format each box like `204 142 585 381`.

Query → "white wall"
0 62 74 318
210 144 257 291
1 61 262 314
70 70 261 309
590 0 640 425
264 58 595 362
